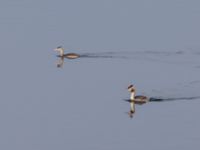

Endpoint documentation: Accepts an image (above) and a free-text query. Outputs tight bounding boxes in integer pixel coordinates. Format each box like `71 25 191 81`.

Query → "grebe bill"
54 46 80 59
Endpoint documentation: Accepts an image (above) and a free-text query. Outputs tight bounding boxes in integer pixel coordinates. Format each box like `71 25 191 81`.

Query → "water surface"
0 0 200 150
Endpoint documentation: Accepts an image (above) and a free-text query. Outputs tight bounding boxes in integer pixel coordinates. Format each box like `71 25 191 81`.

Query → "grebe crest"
128 84 135 93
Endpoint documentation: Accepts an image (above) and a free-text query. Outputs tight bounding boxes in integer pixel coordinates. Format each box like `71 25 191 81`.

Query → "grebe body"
54 46 80 59
61 53 80 59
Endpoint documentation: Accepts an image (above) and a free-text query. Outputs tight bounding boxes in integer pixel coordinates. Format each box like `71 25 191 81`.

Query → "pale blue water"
0 1 200 150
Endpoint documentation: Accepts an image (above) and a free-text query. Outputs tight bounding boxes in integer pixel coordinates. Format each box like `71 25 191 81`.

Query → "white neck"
130 92 135 100
59 49 64 56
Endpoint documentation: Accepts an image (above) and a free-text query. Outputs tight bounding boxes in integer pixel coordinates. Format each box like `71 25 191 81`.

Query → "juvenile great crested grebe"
54 46 80 59
128 84 149 104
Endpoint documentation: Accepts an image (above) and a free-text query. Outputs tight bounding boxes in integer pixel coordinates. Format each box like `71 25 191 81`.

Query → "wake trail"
149 96 200 102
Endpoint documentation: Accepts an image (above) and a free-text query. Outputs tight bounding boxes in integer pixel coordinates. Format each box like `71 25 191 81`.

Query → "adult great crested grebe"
127 84 149 104
54 46 80 59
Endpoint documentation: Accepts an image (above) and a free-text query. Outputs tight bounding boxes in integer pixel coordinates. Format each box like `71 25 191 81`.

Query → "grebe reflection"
128 101 135 118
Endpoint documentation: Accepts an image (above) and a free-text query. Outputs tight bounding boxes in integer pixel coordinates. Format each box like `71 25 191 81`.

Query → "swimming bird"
127 84 149 104
54 46 80 59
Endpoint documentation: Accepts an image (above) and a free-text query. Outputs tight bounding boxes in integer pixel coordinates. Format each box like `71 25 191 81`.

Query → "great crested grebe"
128 84 149 104
54 46 80 59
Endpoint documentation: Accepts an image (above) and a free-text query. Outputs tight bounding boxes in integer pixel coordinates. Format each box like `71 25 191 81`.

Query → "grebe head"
54 46 64 56
128 84 135 93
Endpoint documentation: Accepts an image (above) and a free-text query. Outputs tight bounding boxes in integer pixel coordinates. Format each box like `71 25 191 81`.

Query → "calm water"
0 1 200 150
